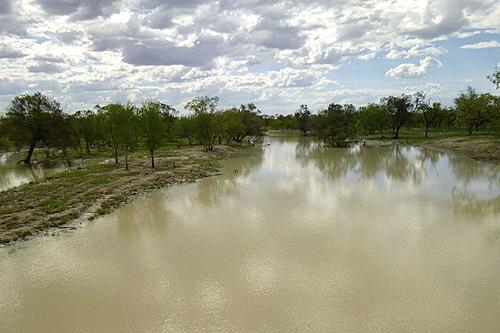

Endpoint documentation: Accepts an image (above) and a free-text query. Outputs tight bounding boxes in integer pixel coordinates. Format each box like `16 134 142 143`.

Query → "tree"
76 110 97 155
185 96 219 115
313 103 356 147
185 96 219 151
420 102 444 138
105 103 137 170
4 92 62 164
176 116 196 145
381 92 423 139
45 113 80 165
138 100 166 168
488 67 499 89
455 87 490 135
356 103 391 137
294 104 311 136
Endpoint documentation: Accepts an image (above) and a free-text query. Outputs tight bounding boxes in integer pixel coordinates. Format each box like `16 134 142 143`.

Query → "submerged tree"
313 103 357 147
4 92 62 164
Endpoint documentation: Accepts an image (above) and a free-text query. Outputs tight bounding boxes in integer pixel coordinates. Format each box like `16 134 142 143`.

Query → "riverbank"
364 132 500 163
0 146 233 245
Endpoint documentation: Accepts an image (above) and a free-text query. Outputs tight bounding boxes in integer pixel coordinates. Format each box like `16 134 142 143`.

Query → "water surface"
1 137 499 332
0 152 67 191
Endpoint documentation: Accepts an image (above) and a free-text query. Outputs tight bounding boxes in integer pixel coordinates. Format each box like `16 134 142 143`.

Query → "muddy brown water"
0 152 68 191
1 137 499 332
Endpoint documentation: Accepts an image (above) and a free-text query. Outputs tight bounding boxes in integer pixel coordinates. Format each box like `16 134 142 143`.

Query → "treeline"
266 87 500 146
0 85 498 165
0 94 264 168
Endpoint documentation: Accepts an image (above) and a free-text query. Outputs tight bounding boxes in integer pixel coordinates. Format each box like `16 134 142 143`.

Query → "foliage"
455 87 496 135
138 100 167 168
355 103 391 136
294 104 312 136
313 103 357 147
3 92 63 164
488 67 500 89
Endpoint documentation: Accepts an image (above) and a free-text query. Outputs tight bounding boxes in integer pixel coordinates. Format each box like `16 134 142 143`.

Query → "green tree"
313 103 357 147
185 96 219 151
455 87 490 135
105 103 137 170
175 116 196 145
294 104 311 136
356 103 391 137
381 92 423 139
4 92 62 164
138 100 166 168
420 102 444 138
46 113 80 165
76 110 97 155
488 67 499 89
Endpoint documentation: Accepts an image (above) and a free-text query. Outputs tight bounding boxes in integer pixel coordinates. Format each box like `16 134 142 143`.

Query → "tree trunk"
468 125 473 135
86 142 91 155
114 147 118 164
424 125 429 138
24 141 36 165
150 150 155 169
393 124 401 139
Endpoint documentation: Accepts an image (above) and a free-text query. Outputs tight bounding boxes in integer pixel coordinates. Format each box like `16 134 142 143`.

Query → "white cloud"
460 41 500 49
385 57 442 79
0 0 498 112
386 46 447 59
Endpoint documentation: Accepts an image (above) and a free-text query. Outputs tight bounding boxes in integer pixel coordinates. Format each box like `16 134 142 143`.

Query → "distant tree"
185 96 219 115
220 104 264 144
0 116 12 151
138 100 166 168
3 92 62 164
294 104 311 136
455 87 490 135
46 113 80 165
185 96 219 151
76 110 97 155
313 103 356 147
381 92 423 139
356 103 391 137
420 102 444 138
487 67 499 89
175 116 196 145
105 103 137 170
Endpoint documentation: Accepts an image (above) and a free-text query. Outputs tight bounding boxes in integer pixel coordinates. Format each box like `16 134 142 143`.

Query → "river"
1 136 499 332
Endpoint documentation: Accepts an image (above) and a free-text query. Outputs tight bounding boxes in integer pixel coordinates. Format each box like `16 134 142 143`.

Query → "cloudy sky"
0 0 499 114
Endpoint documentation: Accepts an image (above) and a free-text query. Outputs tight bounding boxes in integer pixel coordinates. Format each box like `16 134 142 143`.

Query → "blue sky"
0 0 499 114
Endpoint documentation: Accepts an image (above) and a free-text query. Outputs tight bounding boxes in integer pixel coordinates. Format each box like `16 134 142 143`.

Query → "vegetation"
0 82 498 244
266 88 499 146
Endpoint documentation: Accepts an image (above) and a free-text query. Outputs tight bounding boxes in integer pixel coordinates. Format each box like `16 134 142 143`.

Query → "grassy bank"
362 129 500 163
0 145 232 245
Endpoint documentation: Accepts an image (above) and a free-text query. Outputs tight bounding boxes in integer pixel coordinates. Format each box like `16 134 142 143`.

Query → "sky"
0 0 499 115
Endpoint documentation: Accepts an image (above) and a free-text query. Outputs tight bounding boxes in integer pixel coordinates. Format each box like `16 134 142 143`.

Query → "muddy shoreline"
0 146 234 246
